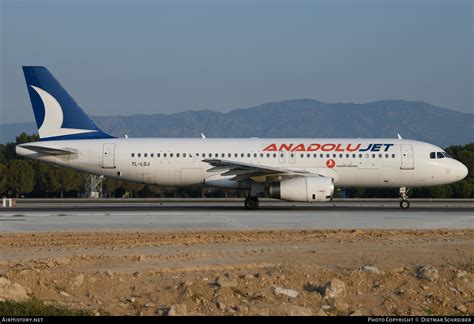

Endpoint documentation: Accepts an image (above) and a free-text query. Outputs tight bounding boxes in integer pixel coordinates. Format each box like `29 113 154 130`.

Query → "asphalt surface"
0 200 472 232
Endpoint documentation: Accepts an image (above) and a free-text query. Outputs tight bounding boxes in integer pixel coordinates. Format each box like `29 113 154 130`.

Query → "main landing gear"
244 196 260 210
399 187 410 209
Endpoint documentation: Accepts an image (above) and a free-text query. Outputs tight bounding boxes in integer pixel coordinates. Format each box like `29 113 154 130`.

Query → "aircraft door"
102 143 116 168
400 144 414 170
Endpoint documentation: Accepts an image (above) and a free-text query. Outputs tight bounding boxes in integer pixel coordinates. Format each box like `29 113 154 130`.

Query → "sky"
0 0 472 124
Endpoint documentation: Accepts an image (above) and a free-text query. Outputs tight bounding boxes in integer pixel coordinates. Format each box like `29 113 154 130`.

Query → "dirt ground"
0 229 473 316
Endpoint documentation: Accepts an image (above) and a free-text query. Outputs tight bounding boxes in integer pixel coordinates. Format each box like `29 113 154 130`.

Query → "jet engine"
268 176 334 202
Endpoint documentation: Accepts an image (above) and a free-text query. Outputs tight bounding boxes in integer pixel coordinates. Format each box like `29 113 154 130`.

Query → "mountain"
1 99 473 147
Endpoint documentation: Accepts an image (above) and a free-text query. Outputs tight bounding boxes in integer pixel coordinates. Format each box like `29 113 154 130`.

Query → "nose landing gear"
399 187 410 209
244 196 260 209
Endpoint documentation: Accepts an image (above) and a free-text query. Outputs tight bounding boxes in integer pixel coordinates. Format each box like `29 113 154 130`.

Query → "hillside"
1 99 473 147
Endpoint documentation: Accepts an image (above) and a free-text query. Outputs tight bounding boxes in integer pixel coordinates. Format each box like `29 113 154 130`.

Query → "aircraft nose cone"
457 162 468 180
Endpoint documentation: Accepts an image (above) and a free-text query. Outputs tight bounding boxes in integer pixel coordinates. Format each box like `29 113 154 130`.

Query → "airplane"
15 66 468 209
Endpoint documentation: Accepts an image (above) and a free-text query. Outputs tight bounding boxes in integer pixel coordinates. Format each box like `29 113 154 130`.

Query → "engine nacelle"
268 176 334 202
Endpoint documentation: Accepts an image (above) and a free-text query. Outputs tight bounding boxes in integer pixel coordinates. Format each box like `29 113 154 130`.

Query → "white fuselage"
16 138 468 190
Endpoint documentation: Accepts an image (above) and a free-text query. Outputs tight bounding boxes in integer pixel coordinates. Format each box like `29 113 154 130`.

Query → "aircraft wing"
202 158 314 182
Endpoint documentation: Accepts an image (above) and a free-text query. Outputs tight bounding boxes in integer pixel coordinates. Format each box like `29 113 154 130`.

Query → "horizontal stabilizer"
19 144 76 155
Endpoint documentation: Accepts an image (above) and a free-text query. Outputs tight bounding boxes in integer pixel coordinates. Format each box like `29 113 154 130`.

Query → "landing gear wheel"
400 200 410 209
244 197 259 210
399 187 410 209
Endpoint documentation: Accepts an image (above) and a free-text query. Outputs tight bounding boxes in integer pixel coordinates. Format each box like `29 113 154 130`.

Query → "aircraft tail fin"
22 66 114 140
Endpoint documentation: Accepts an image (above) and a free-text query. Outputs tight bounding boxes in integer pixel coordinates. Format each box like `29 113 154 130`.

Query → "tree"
6 160 35 198
0 145 6 165
451 180 473 198
31 162 51 197
47 167 83 198
16 132 39 144
430 185 453 198
0 164 6 195
122 182 145 198
103 178 123 198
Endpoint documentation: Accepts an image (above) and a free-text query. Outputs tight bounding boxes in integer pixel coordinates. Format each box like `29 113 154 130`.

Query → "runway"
1 199 472 232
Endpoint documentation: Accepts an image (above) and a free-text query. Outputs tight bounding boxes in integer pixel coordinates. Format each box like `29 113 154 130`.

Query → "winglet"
397 133 403 140
201 133 207 139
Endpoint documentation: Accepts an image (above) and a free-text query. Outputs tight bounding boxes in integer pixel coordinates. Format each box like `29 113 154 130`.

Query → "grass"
422 307 436 316
360 253 377 267
230 287 264 302
191 292 204 302
447 249 474 272
0 299 94 316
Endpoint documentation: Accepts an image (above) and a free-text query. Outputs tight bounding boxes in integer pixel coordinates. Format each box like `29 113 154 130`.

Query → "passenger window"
247 153 251 158
151 153 154 157
385 154 388 158
378 154 382 158
339 154 343 158
163 153 167 158
215 153 218 158
359 154 362 158
346 154 350 158
352 154 356 158
437 152 444 159
183 153 186 158
430 152 435 159
235 153 238 158
176 153 180 158
313 154 317 158
273 153 277 158
267 153 270 158
333 154 336 158
307 153 310 158
228 153 231 158
392 154 395 158
254 153 257 158
157 153 160 158
170 153 173 158
320 154 324 158
241 153 244 158
300 154 304 158
138 153 141 157
326 154 330 158
372 154 376 158
131 153 135 157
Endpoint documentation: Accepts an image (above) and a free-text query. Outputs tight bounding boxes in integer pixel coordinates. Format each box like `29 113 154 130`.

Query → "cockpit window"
430 152 435 159
436 152 445 159
442 152 451 158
